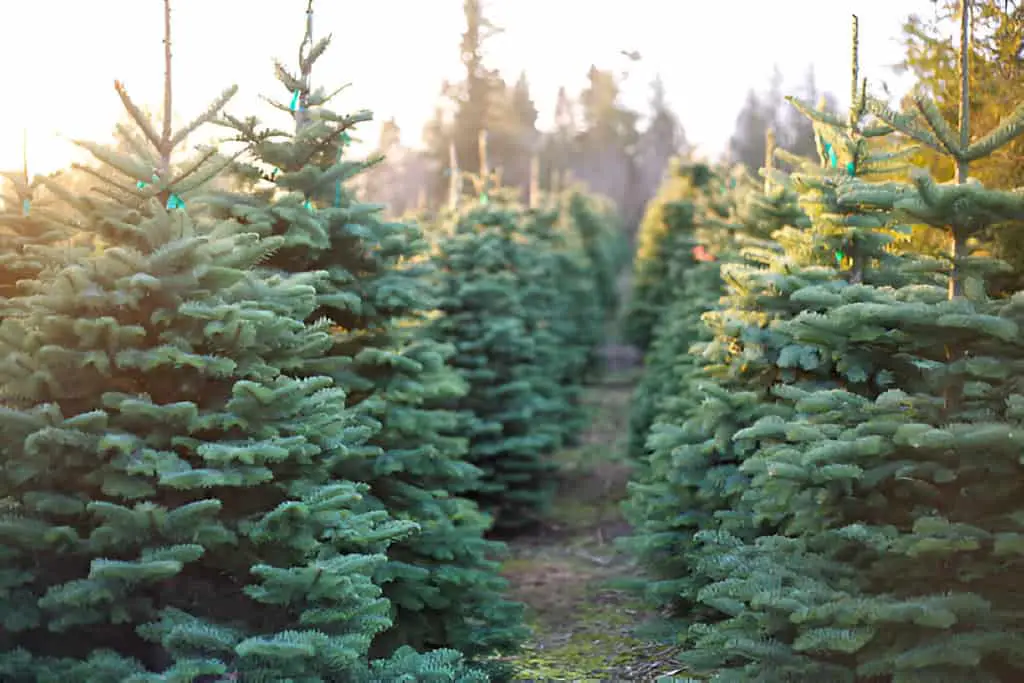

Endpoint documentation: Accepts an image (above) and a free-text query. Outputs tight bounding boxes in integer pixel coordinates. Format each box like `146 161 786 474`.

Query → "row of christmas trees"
623 9 1024 682
0 3 625 680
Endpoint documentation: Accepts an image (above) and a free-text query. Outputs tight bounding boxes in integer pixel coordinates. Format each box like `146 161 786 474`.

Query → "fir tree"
680 8 1024 680
0 4 437 679
623 160 725 350
626 162 751 461
0 139 87 319
426 183 563 534
518 198 604 437
198 4 526 669
621 161 804 616
624 16 913 633
625 198 705 460
565 189 626 332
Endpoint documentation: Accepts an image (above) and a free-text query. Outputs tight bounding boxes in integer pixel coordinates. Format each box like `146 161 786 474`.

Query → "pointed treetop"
868 0 1024 169
851 0 1024 299
783 15 909 181
48 0 238 218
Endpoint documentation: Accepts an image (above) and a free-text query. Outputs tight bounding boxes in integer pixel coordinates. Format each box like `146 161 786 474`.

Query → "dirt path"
497 356 698 681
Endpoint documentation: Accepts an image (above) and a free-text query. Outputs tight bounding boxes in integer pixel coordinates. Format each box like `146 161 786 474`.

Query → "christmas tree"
565 189 628 328
621 162 801 616
624 15 914 631
625 164 751 461
518 199 604 439
0 137 88 319
0 4 491 680
680 8 1024 680
197 3 526 669
623 160 725 350
425 173 563 535
0 6 422 681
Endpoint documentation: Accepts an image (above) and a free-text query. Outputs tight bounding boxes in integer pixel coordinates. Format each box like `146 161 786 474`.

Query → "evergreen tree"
0 156 83 318
487 71 540 197
424 0 505 207
0 5 457 679
679 9 1024 679
540 86 578 191
565 189 627 325
729 67 840 171
576 65 643 228
620 156 811 616
623 159 722 350
635 75 689 217
625 198 708 460
626 164 771 465
624 16 913 638
898 0 1024 288
200 7 526 669
425 182 565 534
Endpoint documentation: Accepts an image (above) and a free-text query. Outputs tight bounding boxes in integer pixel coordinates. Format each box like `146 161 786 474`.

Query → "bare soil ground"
495 360 704 682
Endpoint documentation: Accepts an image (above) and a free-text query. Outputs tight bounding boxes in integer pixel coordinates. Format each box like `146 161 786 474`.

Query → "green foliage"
425 195 564 534
621 170 817 618
623 28 925 649
898 1 1024 289
0 182 415 680
517 206 601 437
0 15 517 681
625 19 1024 679
625 165 753 463
0 172 88 318
623 160 728 350
198 33 527 665
423 175 616 535
565 189 628 325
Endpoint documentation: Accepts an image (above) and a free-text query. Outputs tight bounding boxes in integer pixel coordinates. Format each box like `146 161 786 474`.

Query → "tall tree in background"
645 75 687 156
540 86 578 191
575 65 643 228
424 0 517 205
487 71 541 195
729 66 838 169
729 68 784 170
780 66 838 159
450 0 502 178
898 0 1024 285
634 75 690 226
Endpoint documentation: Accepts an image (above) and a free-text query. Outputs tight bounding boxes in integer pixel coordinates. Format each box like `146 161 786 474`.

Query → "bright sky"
1 0 932 177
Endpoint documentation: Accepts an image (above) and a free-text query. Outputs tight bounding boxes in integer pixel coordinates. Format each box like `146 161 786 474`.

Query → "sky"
0 0 936 177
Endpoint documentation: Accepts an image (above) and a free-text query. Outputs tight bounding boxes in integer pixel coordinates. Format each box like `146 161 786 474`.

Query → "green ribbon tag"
22 199 30 216
166 194 185 210
304 200 313 212
479 193 489 205
290 90 301 111
835 250 845 263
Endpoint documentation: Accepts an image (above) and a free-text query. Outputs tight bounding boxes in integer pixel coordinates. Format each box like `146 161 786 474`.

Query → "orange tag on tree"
692 245 715 262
